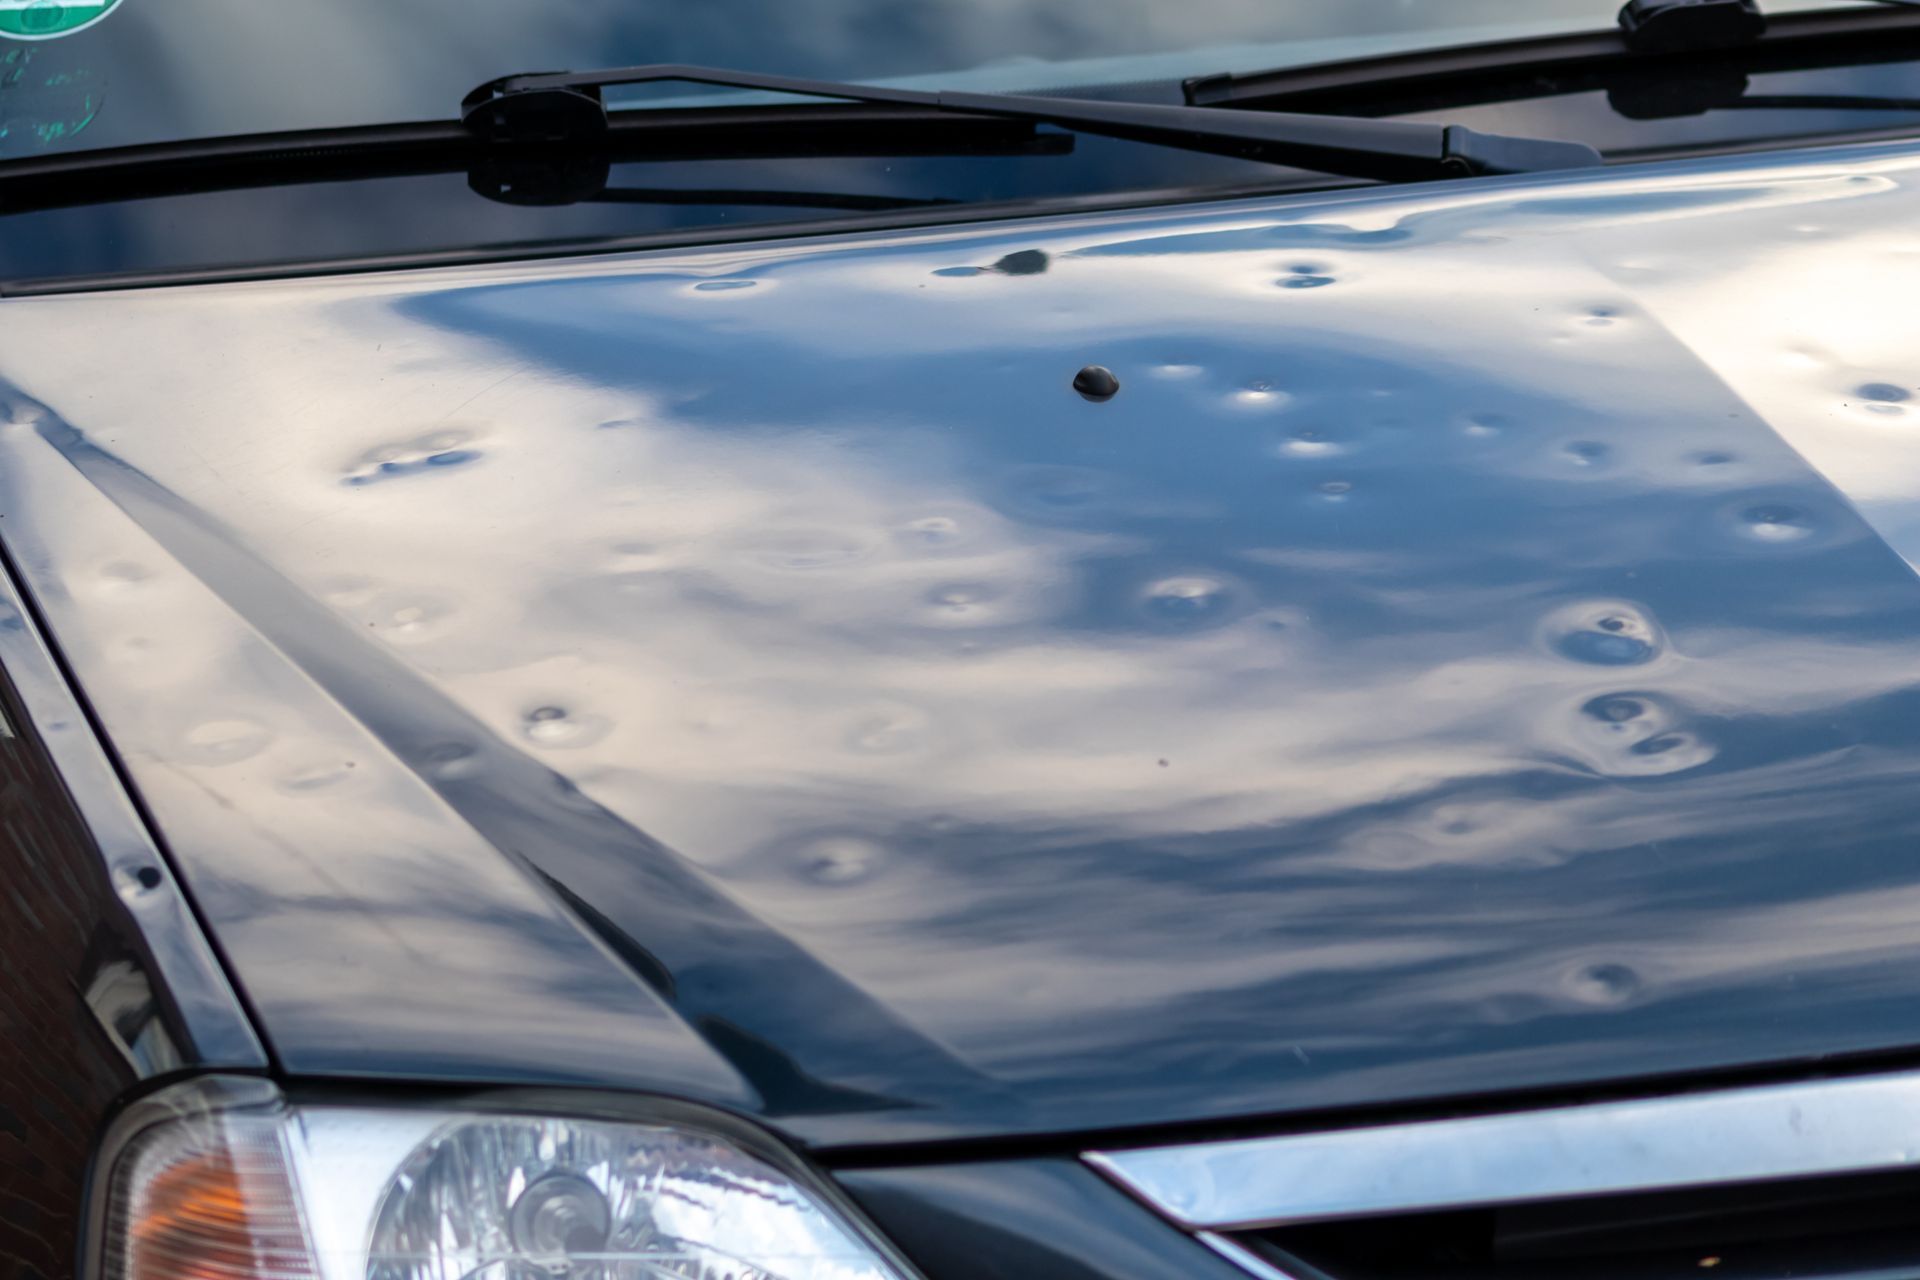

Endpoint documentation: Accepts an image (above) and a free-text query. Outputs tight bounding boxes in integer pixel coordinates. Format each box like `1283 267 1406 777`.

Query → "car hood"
11 142 1920 1150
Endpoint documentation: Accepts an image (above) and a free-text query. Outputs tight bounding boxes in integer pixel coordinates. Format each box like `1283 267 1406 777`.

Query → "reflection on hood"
7 138 1920 1145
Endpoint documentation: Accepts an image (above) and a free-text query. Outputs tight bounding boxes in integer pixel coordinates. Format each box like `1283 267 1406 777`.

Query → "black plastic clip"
462 76 611 143
1618 0 1766 54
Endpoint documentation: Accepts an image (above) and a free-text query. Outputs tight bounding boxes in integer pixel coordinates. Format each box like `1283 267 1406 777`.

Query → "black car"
13 3 1920 1279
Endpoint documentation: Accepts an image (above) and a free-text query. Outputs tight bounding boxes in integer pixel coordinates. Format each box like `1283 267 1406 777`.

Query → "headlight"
89 1078 915 1280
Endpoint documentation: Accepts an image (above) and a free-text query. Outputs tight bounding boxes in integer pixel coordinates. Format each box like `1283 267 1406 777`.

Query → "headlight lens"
95 1079 912 1280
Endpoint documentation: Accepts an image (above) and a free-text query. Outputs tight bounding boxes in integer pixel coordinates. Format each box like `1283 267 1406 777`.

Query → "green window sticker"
0 0 124 40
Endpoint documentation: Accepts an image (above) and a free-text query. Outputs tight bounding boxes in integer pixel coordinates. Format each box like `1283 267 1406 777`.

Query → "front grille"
1243 1167 1920 1280
1084 1069 1920 1280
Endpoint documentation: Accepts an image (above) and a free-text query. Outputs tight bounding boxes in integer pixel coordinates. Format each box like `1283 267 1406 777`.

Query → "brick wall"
0 678 139 1280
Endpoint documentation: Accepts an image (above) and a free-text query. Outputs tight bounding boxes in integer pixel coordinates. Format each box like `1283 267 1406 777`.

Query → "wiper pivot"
463 63 1603 183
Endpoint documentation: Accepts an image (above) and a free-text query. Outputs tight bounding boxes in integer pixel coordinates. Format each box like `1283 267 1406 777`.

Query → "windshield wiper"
0 64 1599 223
1187 3 1920 111
0 107 1067 214
461 63 1603 183
587 185 953 211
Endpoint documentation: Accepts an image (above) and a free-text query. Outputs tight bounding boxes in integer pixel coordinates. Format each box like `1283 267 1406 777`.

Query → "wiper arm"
462 63 1603 183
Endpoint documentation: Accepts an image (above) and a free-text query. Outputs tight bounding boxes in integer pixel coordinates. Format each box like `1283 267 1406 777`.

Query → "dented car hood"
9 140 1920 1149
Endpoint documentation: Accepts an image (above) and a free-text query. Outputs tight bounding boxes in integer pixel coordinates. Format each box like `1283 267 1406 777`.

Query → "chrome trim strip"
1086 1070 1920 1230
1198 1233 1309 1280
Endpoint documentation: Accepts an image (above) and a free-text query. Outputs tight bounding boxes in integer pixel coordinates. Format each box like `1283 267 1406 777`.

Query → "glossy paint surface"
9 141 1920 1146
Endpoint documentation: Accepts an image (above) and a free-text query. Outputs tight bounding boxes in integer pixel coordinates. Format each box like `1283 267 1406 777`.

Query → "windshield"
0 0 1853 158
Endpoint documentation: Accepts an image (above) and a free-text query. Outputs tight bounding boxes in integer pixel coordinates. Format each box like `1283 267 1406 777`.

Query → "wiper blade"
590 185 953 211
1186 3 1920 111
0 107 1067 214
462 62 1604 183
